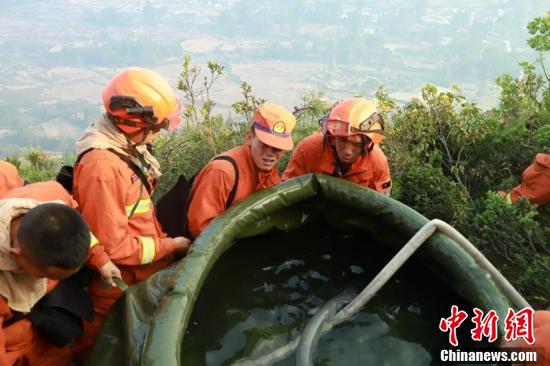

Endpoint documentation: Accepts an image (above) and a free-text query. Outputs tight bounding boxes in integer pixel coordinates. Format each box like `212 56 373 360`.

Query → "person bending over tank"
283 97 392 195
187 103 296 238
0 190 90 366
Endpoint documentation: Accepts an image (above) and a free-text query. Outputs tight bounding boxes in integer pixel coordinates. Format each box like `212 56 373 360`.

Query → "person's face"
334 135 364 165
9 218 80 280
128 129 159 145
12 250 80 280
247 132 284 172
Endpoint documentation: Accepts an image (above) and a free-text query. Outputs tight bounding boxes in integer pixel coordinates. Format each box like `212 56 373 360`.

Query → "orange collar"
319 142 372 179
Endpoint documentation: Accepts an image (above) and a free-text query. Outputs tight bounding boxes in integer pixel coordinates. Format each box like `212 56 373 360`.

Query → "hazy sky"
0 1 548 153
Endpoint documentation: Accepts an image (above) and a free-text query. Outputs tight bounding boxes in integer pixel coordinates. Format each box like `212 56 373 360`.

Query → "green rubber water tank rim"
86 174 515 366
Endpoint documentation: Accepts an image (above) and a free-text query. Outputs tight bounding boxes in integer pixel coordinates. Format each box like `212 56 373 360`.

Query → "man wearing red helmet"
72 67 191 357
283 97 392 194
187 103 296 238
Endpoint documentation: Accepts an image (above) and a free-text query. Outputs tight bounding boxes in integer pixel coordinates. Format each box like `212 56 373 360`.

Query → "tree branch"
540 51 550 85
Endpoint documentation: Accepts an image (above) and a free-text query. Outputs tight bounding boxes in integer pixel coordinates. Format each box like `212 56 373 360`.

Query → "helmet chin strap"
136 128 151 146
122 128 152 171
109 114 154 148
123 128 151 149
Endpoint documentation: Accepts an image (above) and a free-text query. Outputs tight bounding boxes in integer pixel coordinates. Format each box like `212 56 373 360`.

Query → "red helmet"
103 67 182 135
321 97 385 144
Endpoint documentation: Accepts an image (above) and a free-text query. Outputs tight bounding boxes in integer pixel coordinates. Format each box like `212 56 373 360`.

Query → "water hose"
295 293 356 366
334 219 530 322
235 219 531 365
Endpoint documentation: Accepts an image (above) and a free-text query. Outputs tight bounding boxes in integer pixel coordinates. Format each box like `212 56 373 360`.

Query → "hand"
172 236 192 256
98 260 122 288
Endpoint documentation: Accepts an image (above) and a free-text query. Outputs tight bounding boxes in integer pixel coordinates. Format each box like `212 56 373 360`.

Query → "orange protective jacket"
508 153 550 207
187 144 281 238
0 161 25 198
73 149 176 358
73 149 175 266
0 281 72 366
282 132 392 194
0 182 96 366
3 182 109 269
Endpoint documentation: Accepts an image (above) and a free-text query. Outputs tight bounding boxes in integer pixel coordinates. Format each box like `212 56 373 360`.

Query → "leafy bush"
392 164 470 230
469 193 550 307
18 148 62 183
154 57 331 197
385 84 491 197
5 12 549 307
153 56 251 198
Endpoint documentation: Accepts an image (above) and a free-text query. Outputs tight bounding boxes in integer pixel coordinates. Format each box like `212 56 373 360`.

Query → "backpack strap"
105 148 152 194
56 147 152 196
103 148 152 219
127 182 144 219
211 156 239 209
75 148 94 165
155 155 240 239
55 147 95 194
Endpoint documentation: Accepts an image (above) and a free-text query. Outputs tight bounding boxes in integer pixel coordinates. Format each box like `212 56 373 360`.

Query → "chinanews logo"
437 306 541 364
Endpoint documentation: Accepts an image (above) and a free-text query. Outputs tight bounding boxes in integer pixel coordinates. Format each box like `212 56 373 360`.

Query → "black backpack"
3 268 94 348
57 150 238 237
155 156 239 238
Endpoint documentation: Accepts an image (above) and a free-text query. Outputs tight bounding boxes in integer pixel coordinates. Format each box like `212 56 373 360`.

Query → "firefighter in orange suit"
5 182 117 276
1 181 91 366
283 97 392 194
72 67 191 357
187 103 296 238
501 153 550 207
0 161 25 198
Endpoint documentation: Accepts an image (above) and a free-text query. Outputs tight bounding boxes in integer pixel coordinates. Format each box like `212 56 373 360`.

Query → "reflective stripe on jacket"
73 149 175 266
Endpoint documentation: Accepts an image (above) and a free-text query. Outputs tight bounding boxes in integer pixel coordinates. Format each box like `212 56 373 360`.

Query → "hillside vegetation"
6 13 549 308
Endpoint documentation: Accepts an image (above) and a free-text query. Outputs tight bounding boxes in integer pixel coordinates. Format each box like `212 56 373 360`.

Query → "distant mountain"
0 0 547 155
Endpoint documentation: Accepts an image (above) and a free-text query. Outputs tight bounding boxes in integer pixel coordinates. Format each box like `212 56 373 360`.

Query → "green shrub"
392 164 470 230
18 148 62 183
468 193 550 308
153 119 247 199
